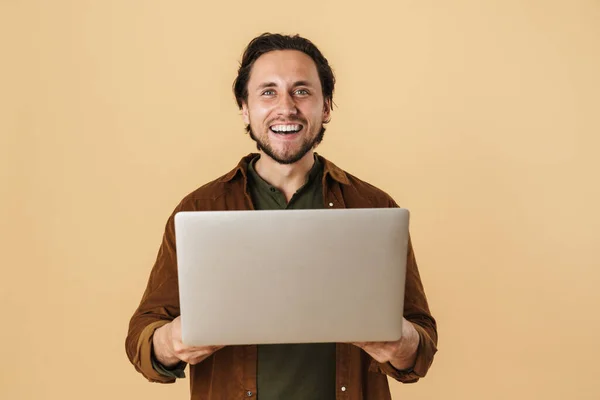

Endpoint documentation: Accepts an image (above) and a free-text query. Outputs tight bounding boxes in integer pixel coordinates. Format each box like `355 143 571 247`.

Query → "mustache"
267 117 306 125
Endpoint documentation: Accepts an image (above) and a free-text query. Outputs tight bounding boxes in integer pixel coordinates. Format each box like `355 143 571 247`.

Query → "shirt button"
246 390 253 397
328 202 334 207
270 187 276 192
341 386 347 392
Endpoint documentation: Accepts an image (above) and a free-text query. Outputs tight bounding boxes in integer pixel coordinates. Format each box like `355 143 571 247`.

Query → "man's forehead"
249 50 320 87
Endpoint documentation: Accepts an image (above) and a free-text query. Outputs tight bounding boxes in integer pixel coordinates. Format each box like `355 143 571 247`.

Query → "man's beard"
246 124 326 165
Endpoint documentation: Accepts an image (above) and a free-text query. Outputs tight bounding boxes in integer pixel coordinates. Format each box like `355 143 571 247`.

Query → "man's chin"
248 127 323 165
261 147 314 165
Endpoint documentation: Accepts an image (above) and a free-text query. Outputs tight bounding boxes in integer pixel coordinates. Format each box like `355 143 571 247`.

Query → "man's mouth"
269 124 303 134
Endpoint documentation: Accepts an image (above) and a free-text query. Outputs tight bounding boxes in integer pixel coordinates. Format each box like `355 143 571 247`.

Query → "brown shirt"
125 153 438 400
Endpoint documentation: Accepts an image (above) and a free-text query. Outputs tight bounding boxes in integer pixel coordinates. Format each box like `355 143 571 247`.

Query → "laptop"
174 207 410 346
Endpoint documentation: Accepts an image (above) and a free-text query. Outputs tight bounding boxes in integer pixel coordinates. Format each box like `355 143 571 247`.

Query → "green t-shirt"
247 154 336 400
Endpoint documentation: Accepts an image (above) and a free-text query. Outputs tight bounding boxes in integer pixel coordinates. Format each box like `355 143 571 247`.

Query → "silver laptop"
174 208 410 346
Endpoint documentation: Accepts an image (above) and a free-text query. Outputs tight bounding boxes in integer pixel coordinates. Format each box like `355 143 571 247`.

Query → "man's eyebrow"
292 80 313 87
257 82 277 90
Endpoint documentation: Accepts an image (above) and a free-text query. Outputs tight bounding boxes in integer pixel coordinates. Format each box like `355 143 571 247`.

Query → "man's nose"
276 93 298 117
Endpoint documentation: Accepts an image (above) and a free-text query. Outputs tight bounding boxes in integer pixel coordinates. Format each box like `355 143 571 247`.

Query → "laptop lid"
174 207 409 346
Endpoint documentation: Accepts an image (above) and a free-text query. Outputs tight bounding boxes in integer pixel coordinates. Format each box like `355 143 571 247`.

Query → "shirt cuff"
134 320 180 383
387 362 414 374
373 323 437 383
151 357 187 379
376 360 420 383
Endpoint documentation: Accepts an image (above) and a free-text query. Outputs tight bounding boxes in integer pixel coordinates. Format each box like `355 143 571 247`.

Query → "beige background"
2 0 599 399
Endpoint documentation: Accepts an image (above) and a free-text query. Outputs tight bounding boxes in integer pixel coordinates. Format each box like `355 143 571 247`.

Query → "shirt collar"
246 153 323 191
218 153 350 186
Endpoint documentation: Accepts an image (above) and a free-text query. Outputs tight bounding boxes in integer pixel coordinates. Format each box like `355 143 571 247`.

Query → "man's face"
242 50 331 165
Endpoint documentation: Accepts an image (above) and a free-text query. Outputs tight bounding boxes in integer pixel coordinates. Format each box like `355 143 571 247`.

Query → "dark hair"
233 33 336 110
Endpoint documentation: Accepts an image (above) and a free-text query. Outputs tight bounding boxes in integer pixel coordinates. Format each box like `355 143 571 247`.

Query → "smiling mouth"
269 124 304 134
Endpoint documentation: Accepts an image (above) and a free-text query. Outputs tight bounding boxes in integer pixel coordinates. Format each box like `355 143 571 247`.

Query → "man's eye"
262 90 275 96
295 89 309 95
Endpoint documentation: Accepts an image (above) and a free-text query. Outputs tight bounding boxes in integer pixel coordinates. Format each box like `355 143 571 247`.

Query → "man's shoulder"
185 173 237 201
175 175 241 211
344 171 398 207
173 155 254 212
320 155 399 208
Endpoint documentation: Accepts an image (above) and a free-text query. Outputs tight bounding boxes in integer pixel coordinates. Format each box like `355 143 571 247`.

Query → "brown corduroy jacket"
125 153 438 400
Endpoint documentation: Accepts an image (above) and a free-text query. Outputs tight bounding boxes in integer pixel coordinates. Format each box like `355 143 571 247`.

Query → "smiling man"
126 33 438 400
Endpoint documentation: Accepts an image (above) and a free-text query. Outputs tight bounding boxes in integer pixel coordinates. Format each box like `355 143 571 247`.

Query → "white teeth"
271 124 301 132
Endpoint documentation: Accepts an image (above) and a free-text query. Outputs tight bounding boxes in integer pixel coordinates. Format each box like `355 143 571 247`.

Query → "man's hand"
352 318 420 371
152 316 224 368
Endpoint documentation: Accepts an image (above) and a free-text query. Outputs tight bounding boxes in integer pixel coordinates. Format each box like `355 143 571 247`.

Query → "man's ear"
241 102 250 125
323 98 332 123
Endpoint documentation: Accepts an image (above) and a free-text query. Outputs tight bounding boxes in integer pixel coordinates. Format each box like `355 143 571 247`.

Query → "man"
125 33 437 399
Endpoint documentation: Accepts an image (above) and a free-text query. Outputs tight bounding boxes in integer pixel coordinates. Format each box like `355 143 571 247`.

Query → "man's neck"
254 151 316 202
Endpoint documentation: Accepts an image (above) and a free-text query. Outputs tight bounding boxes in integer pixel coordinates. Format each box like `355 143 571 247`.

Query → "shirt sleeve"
125 202 187 383
377 198 439 383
